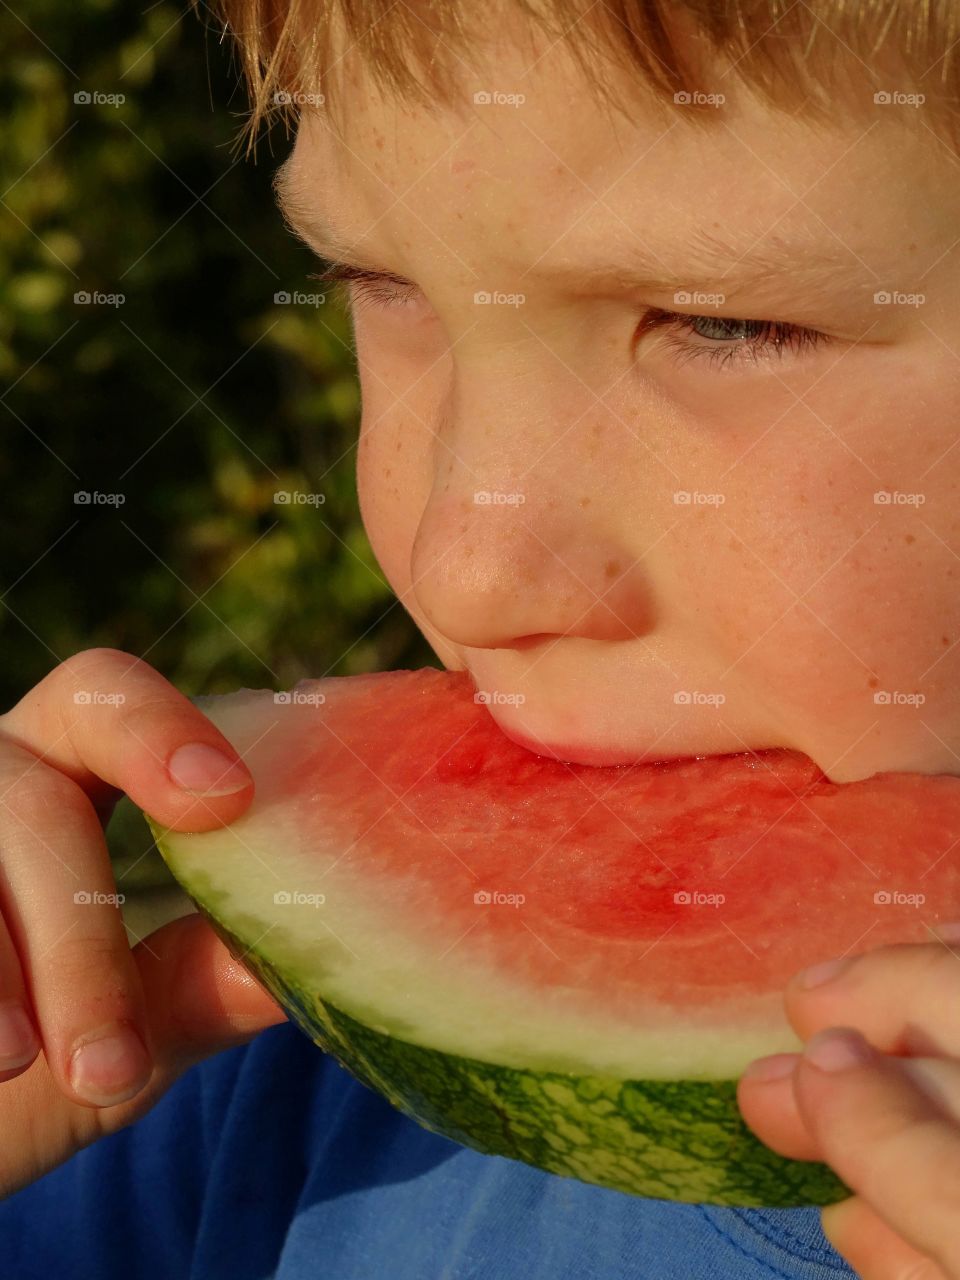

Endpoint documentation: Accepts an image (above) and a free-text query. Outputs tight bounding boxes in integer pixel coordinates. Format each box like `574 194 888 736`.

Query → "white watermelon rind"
150 817 849 1208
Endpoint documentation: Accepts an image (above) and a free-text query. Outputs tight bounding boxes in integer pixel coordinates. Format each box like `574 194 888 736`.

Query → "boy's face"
279 30 960 783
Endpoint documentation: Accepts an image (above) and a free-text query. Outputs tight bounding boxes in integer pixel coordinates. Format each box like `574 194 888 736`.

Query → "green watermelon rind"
149 820 850 1209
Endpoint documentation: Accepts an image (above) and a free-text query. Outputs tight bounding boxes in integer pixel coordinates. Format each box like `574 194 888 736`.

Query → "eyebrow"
273 159 879 307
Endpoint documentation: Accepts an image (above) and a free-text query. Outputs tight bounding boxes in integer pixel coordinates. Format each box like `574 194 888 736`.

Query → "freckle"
798 493 808 505
396 440 403 452
943 635 951 646
384 467 392 477
459 523 468 533
578 496 591 508
904 533 915 544
592 422 604 435
548 497 558 508
604 559 620 579
867 675 880 689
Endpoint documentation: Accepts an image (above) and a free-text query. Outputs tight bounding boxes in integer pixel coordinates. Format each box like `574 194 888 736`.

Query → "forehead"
282 31 942 288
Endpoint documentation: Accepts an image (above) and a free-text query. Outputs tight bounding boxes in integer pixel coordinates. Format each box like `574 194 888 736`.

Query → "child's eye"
308 262 421 313
309 264 832 371
637 307 831 371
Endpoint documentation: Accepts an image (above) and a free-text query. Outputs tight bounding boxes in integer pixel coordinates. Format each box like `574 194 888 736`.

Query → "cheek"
677 371 960 738
354 328 438 608
357 417 422 595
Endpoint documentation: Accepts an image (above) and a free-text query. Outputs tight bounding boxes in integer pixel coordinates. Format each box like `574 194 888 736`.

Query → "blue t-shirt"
0 1021 857 1278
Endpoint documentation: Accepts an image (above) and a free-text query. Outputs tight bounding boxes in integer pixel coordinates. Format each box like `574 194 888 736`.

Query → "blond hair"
201 0 960 151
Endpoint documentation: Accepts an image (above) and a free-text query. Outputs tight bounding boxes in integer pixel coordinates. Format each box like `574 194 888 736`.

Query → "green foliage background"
0 0 434 718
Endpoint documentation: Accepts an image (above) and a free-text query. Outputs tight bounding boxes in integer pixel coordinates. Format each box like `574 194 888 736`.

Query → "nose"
410 487 655 649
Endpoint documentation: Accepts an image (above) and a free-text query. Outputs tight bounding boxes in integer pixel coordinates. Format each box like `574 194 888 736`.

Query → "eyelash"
307 263 832 369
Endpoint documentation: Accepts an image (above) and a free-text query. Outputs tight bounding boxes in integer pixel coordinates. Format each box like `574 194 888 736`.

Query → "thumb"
134 913 288 1070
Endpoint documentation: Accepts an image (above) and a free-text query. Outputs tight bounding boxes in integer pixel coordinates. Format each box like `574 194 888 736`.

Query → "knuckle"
0 764 96 835
59 647 139 683
46 932 134 1006
57 648 153 705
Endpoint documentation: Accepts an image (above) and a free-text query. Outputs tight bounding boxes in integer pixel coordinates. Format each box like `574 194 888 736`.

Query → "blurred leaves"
0 0 434 712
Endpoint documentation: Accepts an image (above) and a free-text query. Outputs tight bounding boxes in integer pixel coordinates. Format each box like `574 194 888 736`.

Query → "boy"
0 0 958 1275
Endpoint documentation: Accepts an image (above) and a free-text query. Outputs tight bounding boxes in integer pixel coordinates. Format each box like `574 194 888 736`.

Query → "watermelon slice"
145 668 960 1207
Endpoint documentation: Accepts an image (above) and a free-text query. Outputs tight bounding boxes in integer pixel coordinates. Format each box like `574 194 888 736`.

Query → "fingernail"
796 956 853 989
804 1027 872 1073
69 1023 152 1106
741 1052 799 1083
931 921 960 945
167 743 251 796
0 1002 39 1070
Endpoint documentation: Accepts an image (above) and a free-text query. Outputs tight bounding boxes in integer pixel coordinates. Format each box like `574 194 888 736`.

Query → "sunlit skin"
267 32 960 1276
277 28 960 787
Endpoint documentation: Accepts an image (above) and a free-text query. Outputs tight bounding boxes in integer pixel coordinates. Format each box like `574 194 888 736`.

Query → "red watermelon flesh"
276 669 960 1023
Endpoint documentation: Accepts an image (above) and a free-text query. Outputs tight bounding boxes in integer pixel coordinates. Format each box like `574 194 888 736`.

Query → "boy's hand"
0 648 287 1196
738 934 960 1279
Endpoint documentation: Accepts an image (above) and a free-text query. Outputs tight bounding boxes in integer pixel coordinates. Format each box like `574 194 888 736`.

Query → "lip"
495 720 666 768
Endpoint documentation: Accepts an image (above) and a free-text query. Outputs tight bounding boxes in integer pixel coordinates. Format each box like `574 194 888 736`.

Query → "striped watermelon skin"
157 843 849 1207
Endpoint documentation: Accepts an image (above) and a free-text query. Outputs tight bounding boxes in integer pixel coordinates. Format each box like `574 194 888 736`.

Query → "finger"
739 1047 960 1163
0 914 287 1201
0 743 153 1107
784 935 960 1058
0 647 254 831
0 888 41 1081
134 912 287 1067
820 1195 948 1280
737 1052 816 1159
792 1025 960 1276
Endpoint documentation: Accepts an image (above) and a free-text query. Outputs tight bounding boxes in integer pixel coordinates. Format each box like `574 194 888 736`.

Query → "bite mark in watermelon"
145 668 960 1207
